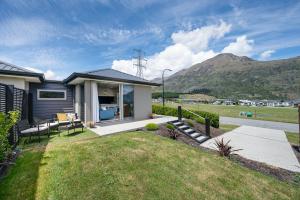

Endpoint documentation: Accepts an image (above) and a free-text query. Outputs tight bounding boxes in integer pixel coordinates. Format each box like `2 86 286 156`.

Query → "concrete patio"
89 116 177 136
201 126 300 172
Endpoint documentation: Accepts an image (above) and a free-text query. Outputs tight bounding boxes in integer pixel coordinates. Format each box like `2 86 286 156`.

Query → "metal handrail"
181 107 205 120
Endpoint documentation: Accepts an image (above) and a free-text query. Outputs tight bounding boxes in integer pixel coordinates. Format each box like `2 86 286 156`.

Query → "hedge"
152 105 219 128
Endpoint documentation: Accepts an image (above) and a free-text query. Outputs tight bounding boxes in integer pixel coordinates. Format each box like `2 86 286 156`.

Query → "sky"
0 0 300 80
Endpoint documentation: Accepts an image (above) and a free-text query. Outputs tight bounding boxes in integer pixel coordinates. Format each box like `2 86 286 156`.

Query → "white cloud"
222 35 254 56
260 50 275 60
24 67 43 73
171 20 231 52
112 21 231 79
0 17 55 47
25 67 61 80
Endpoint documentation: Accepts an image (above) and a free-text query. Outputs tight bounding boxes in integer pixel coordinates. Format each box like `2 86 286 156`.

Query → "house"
0 60 160 126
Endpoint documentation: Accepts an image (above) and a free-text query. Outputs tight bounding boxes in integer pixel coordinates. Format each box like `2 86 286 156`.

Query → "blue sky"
0 0 300 80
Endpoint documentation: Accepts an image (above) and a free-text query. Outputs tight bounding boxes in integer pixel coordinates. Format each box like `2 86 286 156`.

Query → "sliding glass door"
123 85 134 118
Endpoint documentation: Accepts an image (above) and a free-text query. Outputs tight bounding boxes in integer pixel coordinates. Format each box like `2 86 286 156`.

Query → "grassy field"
162 103 298 124
0 129 299 200
286 132 300 145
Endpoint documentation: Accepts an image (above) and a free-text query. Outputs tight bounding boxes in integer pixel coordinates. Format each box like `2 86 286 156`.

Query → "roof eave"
64 73 161 86
0 70 44 82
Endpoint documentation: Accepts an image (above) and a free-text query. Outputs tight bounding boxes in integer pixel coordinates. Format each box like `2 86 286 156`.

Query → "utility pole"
133 49 147 78
162 69 172 107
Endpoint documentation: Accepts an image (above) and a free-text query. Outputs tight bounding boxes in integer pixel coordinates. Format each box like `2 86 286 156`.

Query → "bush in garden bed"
145 123 159 131
0 111 19 163
152 105 219 128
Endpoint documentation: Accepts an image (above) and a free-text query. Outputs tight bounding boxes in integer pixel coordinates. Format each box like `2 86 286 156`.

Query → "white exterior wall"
0 76 26 89
134 85 152 120
75 84 81 119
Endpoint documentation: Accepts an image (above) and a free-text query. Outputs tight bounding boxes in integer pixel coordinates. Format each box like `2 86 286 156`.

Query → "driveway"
221 116 298 132
201 126 300 172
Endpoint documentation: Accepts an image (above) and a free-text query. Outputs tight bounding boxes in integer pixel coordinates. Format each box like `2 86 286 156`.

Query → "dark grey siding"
29 81 74 120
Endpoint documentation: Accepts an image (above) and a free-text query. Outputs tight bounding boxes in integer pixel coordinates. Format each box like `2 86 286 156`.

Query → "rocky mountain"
160 53 300 100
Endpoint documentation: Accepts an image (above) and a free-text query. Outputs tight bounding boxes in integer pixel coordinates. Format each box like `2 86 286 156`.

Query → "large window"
123 85 134 117
37 89 66 100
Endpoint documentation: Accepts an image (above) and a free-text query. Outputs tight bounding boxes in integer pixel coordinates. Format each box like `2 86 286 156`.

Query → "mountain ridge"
159 53 300 100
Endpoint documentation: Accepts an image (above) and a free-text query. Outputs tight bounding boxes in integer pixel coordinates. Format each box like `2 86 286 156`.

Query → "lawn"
286 132 300 145
0 129 299 200
161 103 298 124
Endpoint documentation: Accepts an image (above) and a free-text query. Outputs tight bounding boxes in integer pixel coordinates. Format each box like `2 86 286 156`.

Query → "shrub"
186 120 194 127
214 138 241 157
166 124 175 130
152 105 219 128
145 123 159 131
166 124 179 140
0 111 20 162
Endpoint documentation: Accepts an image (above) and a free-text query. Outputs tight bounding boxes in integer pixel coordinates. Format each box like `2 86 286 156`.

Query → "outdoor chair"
17 119 49 143
67 119 84 134
56 113 81 127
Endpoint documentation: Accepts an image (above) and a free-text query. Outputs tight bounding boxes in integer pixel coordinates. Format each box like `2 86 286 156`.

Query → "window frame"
37 89 67 100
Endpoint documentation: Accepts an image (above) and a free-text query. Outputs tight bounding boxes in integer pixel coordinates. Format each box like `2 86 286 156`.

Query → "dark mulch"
151 123 300 185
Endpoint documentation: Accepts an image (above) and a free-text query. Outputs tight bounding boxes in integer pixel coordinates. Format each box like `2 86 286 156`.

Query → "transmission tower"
133 49 147 78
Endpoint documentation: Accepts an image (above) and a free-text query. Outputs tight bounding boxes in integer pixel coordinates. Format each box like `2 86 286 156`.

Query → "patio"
89 115 177 136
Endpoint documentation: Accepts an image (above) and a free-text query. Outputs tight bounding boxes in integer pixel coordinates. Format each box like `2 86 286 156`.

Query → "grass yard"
286 132 300 145
219 124 240 133
0 129 299 200
162 103 298 124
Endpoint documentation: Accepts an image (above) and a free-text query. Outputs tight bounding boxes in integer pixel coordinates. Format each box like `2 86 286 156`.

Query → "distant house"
293 100 300 107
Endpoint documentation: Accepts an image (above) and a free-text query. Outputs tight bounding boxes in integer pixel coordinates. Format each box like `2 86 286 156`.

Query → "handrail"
181 107 205 120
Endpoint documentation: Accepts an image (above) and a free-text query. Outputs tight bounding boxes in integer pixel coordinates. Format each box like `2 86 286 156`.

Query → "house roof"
64 68 161 86
0 60 44 82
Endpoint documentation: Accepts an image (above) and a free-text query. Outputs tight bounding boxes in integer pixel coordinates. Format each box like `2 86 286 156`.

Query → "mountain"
161 53 300 100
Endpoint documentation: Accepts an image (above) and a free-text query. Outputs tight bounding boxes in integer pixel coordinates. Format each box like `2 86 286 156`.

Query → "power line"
133 49 147 78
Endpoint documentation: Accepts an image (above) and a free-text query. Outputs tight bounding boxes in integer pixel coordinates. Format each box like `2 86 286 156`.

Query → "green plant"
145 123 159 131
166 124 175 130
0 111 20 162
152 105 219 128
214 138 241 157
166 124 179 140
186 120 194 127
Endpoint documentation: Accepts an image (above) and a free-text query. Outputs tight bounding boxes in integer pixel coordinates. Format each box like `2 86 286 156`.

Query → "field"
162 102 298 124
1 129 299 199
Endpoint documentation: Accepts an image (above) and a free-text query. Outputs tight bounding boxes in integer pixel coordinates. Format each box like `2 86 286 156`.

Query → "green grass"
220 124 240 133
161 103 298 124
286 132 300 145
0 129 299 199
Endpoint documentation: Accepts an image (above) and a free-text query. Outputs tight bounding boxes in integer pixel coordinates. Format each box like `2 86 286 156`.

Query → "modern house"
0 60 160 126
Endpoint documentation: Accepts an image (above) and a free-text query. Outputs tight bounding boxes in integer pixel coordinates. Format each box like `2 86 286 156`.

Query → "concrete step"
190 132 201 138
173 122 183 126
196 135 209 143
178 125 189 129
184 128 195 134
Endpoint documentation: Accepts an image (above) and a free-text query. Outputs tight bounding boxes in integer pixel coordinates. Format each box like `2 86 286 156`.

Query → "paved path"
89 116 177 136
221 116 298 132
201 126 300 172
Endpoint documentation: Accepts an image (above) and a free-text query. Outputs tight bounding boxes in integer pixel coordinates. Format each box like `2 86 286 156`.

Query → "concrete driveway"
201 126 300 172
220 116 298 132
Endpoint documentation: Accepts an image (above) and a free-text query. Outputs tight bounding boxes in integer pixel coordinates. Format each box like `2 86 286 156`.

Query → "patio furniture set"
17 113 84 143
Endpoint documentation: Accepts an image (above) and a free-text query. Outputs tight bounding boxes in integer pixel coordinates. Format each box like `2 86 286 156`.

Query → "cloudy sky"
0 0 300 80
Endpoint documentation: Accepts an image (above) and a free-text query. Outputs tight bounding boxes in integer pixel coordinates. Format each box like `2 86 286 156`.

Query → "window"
37 89 66 100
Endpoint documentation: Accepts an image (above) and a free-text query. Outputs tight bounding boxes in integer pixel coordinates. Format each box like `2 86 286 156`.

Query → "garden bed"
149 122 300 184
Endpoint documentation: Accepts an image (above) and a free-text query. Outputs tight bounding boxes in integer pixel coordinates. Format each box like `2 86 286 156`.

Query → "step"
171 120 179 123
184 128 195 134
178 125 189 129
190 132 201 138
173 122 183 126
196 135 209 143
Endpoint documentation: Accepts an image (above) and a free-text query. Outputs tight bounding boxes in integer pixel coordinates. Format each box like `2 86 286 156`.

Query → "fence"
0 83 29 146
